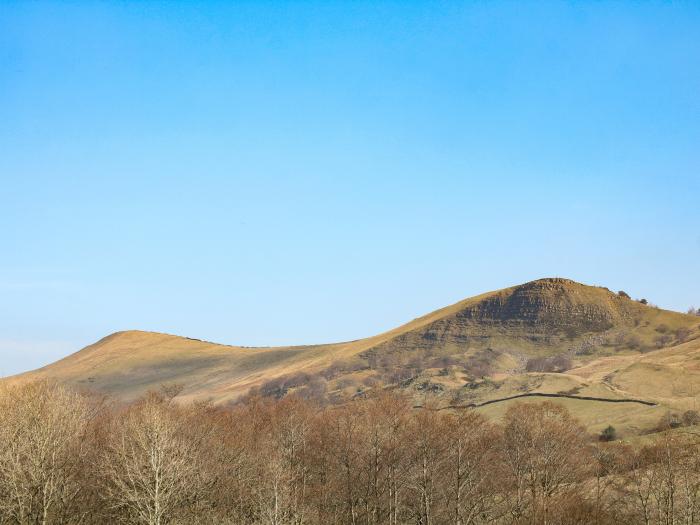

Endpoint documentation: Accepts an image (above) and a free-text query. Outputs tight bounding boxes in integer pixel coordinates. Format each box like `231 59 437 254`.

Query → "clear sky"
1 1 699 376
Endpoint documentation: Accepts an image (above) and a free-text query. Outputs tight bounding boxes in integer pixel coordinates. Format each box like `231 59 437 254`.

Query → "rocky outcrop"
365 278 643 357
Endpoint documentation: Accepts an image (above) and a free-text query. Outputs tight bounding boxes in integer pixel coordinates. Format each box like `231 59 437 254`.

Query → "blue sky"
1 1 699 376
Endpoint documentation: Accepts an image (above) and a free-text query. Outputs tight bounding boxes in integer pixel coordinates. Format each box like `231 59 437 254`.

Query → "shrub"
525 355 572 373
320 359 367 380
361 375 379 387
656 412 682 431
258 372 317 399
550 354 572 371
576 341 595 355
259 377 291 399
525 357 548 372
599 425 617 442
638 298 648 305
564 326 579 340
386 367 414 384
675 327 691 343
295 377 328 403
655 324 669 334
617 291 630 299
613 332 627 346
681 410 700 427
626 335 643 351
654 334 673 348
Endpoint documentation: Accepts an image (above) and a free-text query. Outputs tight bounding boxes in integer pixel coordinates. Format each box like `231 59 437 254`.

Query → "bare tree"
404 406 450 525
6 377 700 524
0 381 91 525
443 411 500 525
100 393 204 524
253 398 314 525
499 402 590 525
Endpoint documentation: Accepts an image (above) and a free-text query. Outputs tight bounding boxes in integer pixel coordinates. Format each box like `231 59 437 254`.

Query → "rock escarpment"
365 278 645 356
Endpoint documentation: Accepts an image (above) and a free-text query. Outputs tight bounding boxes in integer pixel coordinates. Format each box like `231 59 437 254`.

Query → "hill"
9 278 700 435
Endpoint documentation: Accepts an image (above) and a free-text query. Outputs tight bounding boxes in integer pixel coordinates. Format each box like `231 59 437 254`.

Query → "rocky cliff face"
366 278 643 356
456 278 629 330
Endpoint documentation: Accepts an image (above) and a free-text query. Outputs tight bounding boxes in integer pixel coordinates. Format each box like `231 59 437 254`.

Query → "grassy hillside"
469 335 700 437
9 277 700 435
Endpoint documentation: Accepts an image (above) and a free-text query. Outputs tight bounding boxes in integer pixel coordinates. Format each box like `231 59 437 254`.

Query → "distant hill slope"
8 278 700 435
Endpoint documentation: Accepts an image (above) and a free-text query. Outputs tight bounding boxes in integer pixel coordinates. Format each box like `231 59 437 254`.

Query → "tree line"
1 381 699 525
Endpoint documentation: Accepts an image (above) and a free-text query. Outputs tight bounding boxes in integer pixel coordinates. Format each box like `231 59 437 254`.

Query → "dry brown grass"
7 278 700 436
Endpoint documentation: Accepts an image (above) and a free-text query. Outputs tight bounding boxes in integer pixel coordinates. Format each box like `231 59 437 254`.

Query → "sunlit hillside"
10 278 700 437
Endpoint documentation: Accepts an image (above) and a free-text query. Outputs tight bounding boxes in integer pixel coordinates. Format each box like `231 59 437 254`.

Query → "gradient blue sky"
1 1 699 376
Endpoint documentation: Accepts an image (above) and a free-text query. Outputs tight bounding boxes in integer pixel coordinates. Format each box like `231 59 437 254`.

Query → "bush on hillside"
525 355 572 373
599 425 617 442
655 324 669 334
654 334 673 348
675 327 691 343
682 410 700 427
626 335 643 351
656 412 683 431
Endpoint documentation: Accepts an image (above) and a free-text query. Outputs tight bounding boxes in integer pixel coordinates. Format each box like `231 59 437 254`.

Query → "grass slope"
8 278 700 435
